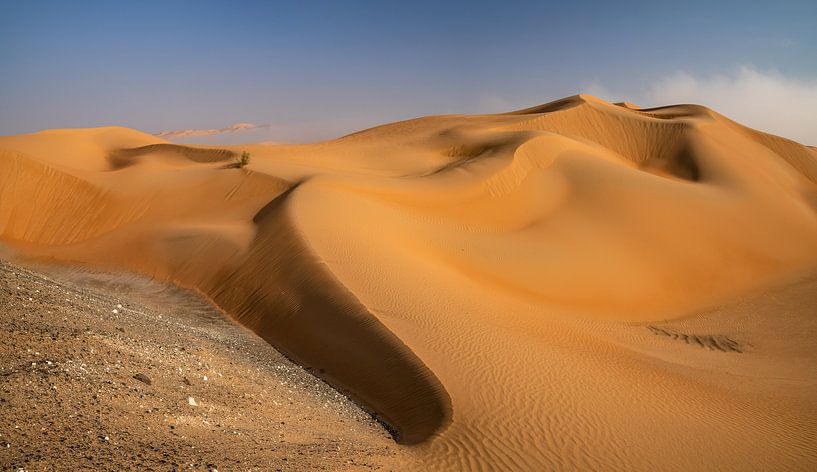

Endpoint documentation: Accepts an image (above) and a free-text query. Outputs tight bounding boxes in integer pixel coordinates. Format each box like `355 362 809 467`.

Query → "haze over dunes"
2 95 817 470
154 122 267 139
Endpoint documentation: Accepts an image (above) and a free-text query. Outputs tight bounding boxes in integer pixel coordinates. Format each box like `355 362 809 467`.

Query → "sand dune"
2 95 816 470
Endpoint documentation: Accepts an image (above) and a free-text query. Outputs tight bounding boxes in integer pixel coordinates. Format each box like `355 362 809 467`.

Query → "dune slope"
2 96 817 470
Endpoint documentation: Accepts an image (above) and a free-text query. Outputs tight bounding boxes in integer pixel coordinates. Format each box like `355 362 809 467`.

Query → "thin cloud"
588 67 817 145
155 122 267 139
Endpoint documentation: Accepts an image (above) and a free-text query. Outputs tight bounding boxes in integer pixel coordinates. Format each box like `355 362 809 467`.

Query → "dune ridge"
2 95 816 470
108 143 237 170
205 186 452 443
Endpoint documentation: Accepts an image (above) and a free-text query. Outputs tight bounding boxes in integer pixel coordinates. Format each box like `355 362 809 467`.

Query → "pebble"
133 373 152 385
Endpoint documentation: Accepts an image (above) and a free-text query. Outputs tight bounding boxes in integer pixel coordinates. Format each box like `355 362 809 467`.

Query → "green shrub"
237 151 251 168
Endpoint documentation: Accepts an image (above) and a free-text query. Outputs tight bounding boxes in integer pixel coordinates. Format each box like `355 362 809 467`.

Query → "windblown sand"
2 95 816 470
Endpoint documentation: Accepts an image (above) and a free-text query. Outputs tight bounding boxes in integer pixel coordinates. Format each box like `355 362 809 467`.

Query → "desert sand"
1 94 816 470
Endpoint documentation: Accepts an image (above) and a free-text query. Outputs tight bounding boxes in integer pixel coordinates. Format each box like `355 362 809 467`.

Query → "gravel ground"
0 260 410 471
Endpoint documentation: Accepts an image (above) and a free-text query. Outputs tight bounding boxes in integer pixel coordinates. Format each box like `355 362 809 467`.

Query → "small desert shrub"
237 151 251 168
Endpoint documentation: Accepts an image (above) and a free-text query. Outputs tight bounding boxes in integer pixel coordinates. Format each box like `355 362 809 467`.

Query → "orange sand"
2 95 816 470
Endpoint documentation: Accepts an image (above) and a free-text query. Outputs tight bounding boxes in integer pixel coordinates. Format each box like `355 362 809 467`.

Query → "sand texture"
2 95 817 470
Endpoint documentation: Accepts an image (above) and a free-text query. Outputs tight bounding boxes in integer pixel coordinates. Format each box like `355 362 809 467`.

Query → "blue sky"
1 0 815 143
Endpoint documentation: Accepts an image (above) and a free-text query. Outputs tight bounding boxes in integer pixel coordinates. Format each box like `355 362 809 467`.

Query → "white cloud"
155 122 267 139
590 67 817 145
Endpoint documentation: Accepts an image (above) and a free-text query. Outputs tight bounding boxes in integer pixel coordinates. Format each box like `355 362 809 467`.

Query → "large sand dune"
2 95 816 470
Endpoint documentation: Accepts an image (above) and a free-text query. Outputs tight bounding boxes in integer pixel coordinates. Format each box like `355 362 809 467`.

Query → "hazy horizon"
2 0 816 144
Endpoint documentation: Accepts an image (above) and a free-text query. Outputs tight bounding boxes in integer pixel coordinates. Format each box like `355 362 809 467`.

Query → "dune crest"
108 143 236 170
2 95 817 470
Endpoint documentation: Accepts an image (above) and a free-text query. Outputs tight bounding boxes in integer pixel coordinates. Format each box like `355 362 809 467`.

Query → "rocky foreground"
0 260 407 471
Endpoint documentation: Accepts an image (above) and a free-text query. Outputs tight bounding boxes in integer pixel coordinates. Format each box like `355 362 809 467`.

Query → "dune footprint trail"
2 95 817 470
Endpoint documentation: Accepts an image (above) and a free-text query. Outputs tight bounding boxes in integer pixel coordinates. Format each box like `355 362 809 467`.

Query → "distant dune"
2 95 816 470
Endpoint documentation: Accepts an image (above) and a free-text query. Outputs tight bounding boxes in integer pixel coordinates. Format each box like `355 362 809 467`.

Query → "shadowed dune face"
204 187 452 444
108 144 236 170
2 96 817 469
